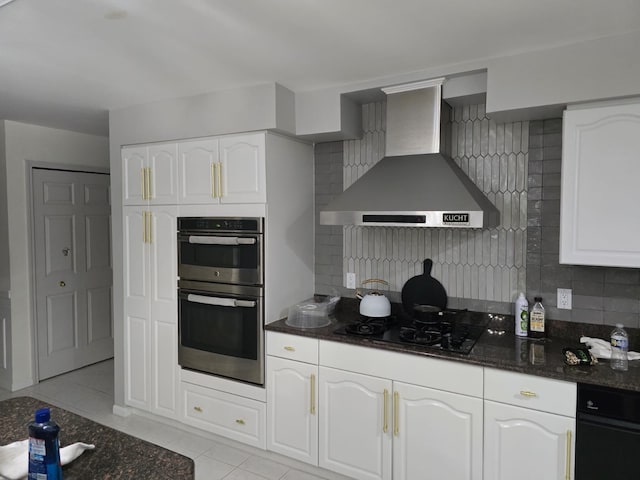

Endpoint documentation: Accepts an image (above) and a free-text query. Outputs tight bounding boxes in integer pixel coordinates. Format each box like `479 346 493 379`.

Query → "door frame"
27 161 110 382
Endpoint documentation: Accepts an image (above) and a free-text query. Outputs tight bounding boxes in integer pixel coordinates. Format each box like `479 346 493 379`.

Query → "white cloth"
0 440 94 480
580 336 640 360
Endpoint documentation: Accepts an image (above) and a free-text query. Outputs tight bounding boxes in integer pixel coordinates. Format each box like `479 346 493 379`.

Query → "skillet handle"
422 259 433 276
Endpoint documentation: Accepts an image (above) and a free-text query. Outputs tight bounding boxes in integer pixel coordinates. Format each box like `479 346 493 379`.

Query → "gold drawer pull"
193 406 203 413
235 419 245 425
284 346 295 352
519 390 538 398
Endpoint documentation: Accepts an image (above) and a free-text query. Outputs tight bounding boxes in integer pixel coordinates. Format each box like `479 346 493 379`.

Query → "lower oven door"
178 280 264 385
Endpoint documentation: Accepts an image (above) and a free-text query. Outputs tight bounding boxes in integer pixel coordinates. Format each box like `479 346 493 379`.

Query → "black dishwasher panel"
576 383 640 479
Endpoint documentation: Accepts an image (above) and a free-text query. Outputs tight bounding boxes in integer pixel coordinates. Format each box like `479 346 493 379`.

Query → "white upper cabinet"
560 100 640 267
178 133 266 204
178 138 220 204
219 133 266 204
122 143 178 205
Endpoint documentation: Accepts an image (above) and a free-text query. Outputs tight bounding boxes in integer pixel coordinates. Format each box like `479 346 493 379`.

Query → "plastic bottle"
28 407 63 480
514 293 529 337
529 296 545 339
610 323 629 372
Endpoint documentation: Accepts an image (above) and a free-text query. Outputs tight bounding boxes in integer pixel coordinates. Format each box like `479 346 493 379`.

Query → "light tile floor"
0 360 352 480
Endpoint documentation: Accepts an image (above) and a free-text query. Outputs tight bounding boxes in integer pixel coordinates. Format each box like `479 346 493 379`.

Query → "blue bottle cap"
35 407 50 423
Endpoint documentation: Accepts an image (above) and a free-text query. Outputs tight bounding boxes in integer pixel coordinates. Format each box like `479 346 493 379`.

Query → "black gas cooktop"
334 309 489 355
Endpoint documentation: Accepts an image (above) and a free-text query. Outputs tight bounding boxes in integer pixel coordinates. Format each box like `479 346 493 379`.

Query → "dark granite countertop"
266 300 640 393
0 397 194 479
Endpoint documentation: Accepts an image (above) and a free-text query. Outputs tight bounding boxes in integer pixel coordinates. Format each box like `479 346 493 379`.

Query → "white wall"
4 121 109 390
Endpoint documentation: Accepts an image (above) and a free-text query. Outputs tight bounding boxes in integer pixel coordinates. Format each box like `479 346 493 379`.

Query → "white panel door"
147 143 178 205
177 138 220 204
267 356 318 465
560 101 640 267
219 133 266 204
33 168 113 380
123 206 150 409
393 382 483 480
149 206 178 417
319 366 392 480
484 400 575 480
122 146 147 205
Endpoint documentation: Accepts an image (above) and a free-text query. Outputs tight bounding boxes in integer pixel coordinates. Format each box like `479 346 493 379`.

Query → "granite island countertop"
0 397 194 480
265 301 640 393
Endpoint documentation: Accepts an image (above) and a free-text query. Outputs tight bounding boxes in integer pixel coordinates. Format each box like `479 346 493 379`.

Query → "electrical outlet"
557 288 572 310
346 272 356 289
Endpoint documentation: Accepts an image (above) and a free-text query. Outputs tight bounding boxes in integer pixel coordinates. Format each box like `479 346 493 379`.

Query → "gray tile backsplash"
315 108 640 327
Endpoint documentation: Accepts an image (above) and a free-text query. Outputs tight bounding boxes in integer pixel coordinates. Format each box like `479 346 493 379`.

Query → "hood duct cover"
320 78 499 228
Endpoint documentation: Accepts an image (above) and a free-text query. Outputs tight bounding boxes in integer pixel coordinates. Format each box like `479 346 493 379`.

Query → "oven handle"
187 294 256 308
187 235 256 246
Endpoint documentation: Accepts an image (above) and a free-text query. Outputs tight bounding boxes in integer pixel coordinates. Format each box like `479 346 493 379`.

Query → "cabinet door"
147 143 178 205
149 206 178 418
219 133 266 204
177 138 220 204
122 146 148 205
393 382 482 480
484 400 575 480
319 366 392 480
123 207 150 409
266 356 318 465
561 101 640 267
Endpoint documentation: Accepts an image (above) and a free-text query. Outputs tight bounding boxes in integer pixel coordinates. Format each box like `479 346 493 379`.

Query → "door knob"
62 247 71 256
59 281 66 287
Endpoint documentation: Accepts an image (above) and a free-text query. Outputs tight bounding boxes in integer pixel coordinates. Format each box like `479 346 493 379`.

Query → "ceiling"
1 0 639 136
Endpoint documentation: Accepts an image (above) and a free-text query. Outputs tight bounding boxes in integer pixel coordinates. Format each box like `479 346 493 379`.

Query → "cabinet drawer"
484 368 576 417
266 331 318 364
181 382 266 448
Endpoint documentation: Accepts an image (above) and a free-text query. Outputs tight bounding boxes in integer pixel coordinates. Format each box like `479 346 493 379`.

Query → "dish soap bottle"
610 323 629 371
529 296 546 339
28 407 63 479
515 293 529 337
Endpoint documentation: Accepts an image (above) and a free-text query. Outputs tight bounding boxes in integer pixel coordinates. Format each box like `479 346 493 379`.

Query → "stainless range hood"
319 78 499 228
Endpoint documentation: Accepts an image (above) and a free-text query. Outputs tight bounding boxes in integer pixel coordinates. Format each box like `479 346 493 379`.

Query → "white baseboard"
112 404 132 417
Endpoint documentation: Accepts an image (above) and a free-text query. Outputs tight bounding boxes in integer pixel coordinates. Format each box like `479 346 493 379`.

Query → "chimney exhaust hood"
319 78 499 228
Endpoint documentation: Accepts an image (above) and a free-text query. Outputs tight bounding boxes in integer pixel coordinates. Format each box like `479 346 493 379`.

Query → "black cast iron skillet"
401 258 448 313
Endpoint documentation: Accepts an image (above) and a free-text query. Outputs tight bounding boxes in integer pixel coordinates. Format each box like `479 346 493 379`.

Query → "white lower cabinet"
266 356 318 465
181 382 266 449
484 401 574 480
393 381 482 480
264 336 576 480
319 366 393 480
483 368 576 480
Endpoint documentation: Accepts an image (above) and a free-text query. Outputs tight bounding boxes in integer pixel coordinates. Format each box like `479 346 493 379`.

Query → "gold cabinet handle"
210 162 216 197
235 419 245 425
140 168 146 200
59 281 66 287
142 212 147 243
148 211 152 244
310 374 316 414
565 430 572 480
193 406 202 413
383 389 389 433
146 167 152 199
519 390 537 398
394 391 399 436
284 346 295 352
216 162 223 198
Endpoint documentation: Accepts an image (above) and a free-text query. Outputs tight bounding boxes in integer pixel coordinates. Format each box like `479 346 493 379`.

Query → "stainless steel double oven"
177 217 264 385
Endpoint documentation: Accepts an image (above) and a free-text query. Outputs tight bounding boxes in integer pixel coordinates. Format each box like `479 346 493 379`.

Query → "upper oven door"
178 231 263 285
